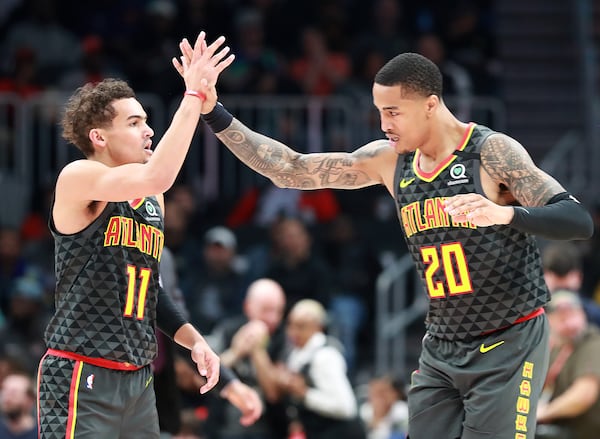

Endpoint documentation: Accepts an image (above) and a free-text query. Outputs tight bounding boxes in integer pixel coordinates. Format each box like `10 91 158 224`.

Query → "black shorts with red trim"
37 351 159 439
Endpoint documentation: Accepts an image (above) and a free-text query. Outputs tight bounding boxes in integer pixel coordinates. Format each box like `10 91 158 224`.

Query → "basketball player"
175 43 594 438
38 33 260 438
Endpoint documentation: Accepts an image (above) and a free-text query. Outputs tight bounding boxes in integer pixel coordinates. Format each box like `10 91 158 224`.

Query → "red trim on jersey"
37 352 49 439
128 197 145 209
513 307 544 324
413 122 476 182
65 360 83 439
481 307 545 336
46 349 144 371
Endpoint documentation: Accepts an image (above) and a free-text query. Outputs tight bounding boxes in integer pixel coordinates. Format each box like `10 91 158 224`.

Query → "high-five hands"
172 32 229 113
172 31 234 112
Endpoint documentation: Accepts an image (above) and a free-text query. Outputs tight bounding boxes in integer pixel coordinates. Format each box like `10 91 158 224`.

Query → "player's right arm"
173 37 397 192
214 117 394 190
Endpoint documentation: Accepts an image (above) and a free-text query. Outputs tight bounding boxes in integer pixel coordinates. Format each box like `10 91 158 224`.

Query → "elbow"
580 213 595 240
570 209 595 240
145 171 177 195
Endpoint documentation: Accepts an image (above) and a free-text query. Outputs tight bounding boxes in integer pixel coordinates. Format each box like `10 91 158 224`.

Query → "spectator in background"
187 226 247 334
416 32 474 121
262 299 366 439
0 274 49 377
351 0 411 63
59 34 125 90
0 47 44 98
359 374 408 439
249 217 334 311
288 26 351 96
0 372 37 439
129 0 182 100
537 290 600 439
205 278 289 439
227 184 340 229
0 227 41 318
1 0 81 85
541 241 600 327
218 8 290 95
323 214 381 376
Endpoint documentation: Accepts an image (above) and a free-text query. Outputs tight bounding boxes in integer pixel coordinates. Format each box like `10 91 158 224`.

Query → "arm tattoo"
481 135 564 206
216 119 375 189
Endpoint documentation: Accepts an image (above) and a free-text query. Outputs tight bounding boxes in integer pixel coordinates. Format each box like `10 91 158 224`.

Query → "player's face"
101 98 154 165
373 83 432 155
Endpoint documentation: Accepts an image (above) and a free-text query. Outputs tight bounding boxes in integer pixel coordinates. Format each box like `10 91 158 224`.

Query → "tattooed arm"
479 133 565 207
444 132 593 239
215 118 395 190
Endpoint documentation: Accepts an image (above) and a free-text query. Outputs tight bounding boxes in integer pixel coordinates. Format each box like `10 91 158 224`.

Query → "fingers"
444 194 480 215
203 35 227 58
239 389 263 426
180 38 194 62
198 352 220 394
192 345 219 394
192 31 206 53
171 57 183 76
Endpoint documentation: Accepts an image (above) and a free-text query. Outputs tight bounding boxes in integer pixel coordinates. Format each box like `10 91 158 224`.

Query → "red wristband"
184 90 206 100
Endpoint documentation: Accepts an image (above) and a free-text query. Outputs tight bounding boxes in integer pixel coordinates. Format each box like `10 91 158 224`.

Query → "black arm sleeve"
509 192 594 240
156 285 189 339
216 365 238 393
201 102 234 133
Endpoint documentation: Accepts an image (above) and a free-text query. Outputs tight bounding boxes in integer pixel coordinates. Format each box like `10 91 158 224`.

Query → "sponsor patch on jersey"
447 163 469 186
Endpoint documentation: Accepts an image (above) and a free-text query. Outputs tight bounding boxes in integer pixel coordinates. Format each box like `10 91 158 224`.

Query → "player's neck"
418 116 470 168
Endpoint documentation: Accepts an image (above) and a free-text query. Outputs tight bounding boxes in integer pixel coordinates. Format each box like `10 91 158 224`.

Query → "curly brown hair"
61 78 136 157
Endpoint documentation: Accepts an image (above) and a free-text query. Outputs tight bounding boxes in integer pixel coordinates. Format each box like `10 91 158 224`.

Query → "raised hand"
172 32 232 112
172 32 234 111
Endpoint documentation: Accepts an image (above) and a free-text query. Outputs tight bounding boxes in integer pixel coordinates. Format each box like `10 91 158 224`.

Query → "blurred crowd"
2 1 600 439
0 0 499 103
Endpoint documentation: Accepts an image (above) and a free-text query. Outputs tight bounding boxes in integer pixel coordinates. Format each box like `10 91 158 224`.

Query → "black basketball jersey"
45 196 165 366
394 123 549 341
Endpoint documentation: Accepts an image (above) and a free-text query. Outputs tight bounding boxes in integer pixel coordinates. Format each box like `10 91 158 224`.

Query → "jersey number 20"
420 242 473 298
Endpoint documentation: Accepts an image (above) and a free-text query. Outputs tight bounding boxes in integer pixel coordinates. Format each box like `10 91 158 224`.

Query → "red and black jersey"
394 123 549 341
45 197 165 366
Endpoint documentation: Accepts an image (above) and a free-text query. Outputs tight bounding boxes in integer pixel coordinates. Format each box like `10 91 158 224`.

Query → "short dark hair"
541 242 582 276
374 52 443 97
61 78 136 157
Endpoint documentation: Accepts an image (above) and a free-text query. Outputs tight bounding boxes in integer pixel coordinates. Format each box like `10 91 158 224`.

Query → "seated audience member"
542 241 600 326
187 226 247 334
205 278 289 439
359 374 408 439
253 299 366 439
0 372 37 439
536 290 600 439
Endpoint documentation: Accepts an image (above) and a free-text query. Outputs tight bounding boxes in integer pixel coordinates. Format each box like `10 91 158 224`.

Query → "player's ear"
426 94 439 115
89 128 106 147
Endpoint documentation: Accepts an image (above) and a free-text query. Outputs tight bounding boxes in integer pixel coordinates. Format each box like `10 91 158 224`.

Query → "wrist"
184 90 206 101
201 102 233 133
503 206 516 225
220 378 241 399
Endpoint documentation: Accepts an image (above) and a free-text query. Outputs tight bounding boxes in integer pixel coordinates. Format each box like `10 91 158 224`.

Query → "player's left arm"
444 133 593 240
